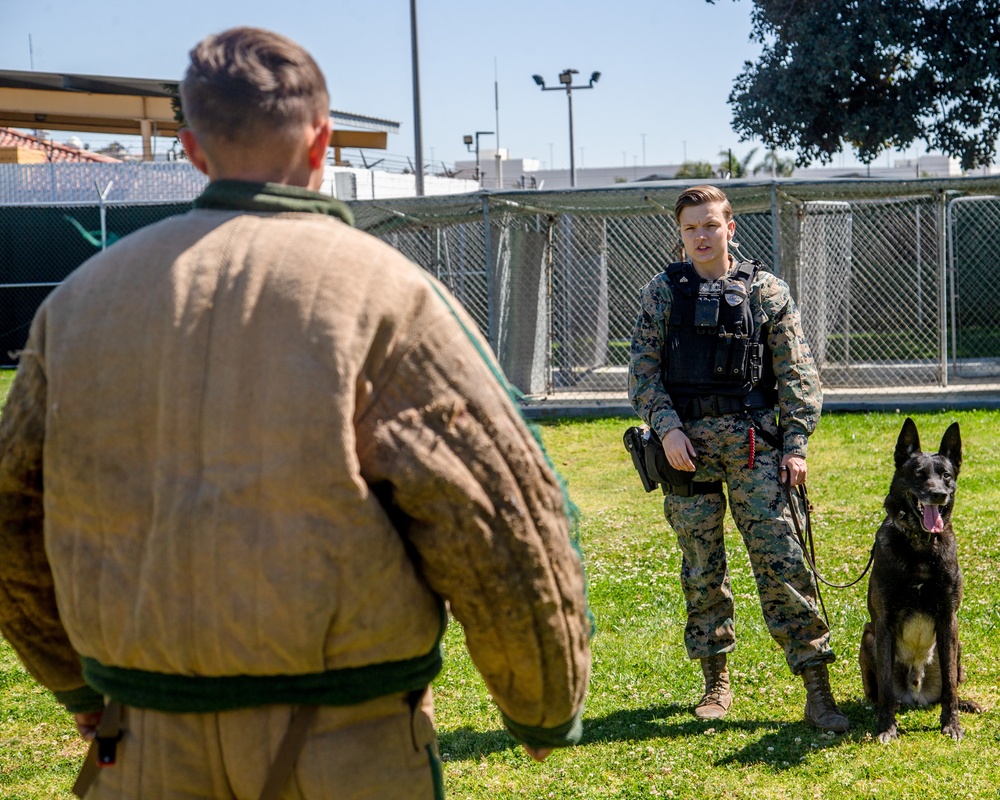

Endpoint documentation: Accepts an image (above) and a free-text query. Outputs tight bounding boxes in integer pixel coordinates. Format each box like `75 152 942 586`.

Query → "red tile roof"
0 127 120 163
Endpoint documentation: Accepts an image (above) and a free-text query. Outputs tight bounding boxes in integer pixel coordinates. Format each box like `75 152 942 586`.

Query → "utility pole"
409 0 424 196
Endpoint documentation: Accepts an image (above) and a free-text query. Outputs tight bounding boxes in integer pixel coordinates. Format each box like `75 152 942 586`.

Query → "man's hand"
74 710 103 742
780 454 807 486
662 428 697 471
523 745 553 762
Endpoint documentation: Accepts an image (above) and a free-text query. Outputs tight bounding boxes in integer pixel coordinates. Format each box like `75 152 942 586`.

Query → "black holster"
623 426 721 495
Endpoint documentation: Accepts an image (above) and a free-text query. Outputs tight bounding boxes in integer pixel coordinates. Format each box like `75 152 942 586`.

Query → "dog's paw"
958 698 983 714
876 725 898 744
942 720 964 740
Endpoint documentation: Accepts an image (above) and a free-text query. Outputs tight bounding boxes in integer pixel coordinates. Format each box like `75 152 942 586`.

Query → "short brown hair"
674 185 733 223
180 27 329 146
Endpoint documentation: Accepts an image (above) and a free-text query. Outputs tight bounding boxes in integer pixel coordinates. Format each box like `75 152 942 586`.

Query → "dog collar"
912 528 939 546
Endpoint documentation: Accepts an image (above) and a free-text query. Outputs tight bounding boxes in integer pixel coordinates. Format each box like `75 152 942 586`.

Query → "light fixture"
463 130 495 186
532 68 601 188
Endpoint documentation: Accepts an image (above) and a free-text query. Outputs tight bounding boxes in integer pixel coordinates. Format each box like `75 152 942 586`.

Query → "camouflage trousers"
662 409 834 675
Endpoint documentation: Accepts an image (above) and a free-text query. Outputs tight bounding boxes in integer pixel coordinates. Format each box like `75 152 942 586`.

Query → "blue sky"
2 1 881 169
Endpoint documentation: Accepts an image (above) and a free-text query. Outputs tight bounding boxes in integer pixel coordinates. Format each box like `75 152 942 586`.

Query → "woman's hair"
674 185 733 223
179 27 329 147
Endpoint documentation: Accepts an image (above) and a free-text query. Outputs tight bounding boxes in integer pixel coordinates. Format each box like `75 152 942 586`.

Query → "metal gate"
947 196 1000 382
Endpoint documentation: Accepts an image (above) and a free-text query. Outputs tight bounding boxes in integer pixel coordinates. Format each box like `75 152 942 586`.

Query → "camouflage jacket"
628 259 822 457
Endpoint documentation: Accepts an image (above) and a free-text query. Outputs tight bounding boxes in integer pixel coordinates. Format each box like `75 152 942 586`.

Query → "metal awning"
0 70 398 162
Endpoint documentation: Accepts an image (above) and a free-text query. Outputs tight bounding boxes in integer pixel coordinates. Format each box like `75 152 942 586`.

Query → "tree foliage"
716 0 1000 169
675 161 716 178
753 150 796 177
96 142 130 159
718 147 759 177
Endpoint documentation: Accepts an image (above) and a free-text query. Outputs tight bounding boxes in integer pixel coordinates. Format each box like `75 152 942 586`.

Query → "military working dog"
859 417 982 743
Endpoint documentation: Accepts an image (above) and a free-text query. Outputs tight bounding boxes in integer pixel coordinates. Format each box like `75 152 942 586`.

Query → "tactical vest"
661 259 777 412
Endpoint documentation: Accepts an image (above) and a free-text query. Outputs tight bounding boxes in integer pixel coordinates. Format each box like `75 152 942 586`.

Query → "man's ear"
179 129 209 176
308 117 332 170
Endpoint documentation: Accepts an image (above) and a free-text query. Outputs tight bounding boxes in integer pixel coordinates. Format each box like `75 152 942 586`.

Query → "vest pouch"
711 333 752 385
749 342 765 385
694 293 720 329
729 335 752 382
712 333 732 380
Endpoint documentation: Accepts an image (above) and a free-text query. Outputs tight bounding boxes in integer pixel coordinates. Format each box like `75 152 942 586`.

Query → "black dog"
859 418 982 742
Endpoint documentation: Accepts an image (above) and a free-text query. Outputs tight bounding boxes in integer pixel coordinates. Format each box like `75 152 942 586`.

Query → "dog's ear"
939 422 962 476
895 417 921 469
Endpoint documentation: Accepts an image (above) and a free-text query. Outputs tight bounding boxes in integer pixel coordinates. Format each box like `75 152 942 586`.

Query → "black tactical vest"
661 260 777 404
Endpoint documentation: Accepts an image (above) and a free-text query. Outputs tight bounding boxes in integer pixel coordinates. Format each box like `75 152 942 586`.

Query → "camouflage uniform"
628 258 832 674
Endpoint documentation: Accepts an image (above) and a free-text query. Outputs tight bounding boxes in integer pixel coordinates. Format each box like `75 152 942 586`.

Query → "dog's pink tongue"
923 504 944 533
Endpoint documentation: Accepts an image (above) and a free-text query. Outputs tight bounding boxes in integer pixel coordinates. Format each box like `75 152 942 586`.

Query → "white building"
455 150 998 191
456 149 681 190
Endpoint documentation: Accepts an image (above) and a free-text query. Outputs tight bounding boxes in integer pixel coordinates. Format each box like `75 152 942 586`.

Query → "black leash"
784 481 875 625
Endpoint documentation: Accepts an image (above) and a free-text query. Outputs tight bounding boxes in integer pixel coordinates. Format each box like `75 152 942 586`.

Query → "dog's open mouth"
919 502 944 534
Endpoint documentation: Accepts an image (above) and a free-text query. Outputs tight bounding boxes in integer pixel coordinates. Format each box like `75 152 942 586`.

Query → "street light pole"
532 69 600 188
409 0 424 196
566 83 575 186
463 130 494 187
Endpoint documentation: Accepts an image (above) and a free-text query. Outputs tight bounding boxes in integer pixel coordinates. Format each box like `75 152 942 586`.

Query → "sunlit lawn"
1 388 998 797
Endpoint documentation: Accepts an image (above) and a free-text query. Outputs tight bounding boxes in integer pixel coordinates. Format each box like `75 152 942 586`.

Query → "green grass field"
2 399 999 797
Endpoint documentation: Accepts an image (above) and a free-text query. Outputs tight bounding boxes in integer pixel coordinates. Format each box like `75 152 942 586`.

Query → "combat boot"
802 663 850 733
694 653 733 719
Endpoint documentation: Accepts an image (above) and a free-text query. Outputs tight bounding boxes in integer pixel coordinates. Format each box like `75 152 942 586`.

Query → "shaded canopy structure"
0 69 398 162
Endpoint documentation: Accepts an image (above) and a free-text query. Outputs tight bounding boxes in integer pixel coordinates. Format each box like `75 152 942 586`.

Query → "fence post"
938 188 949 387
95 180 113 250
482 191 495 350
545 216 555 395
769 181 780 276
915 205 923 327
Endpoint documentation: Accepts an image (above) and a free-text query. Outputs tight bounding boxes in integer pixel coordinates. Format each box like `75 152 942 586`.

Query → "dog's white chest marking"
895 613 941 706
898 614 935 663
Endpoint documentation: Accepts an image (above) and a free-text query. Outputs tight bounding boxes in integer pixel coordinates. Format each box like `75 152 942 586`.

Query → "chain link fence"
3 165 1000 411
352 178 1000 411
0 162 207 204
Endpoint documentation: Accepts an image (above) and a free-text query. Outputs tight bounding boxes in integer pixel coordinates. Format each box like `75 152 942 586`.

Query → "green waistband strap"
55 683 106 713
82 643 443 713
